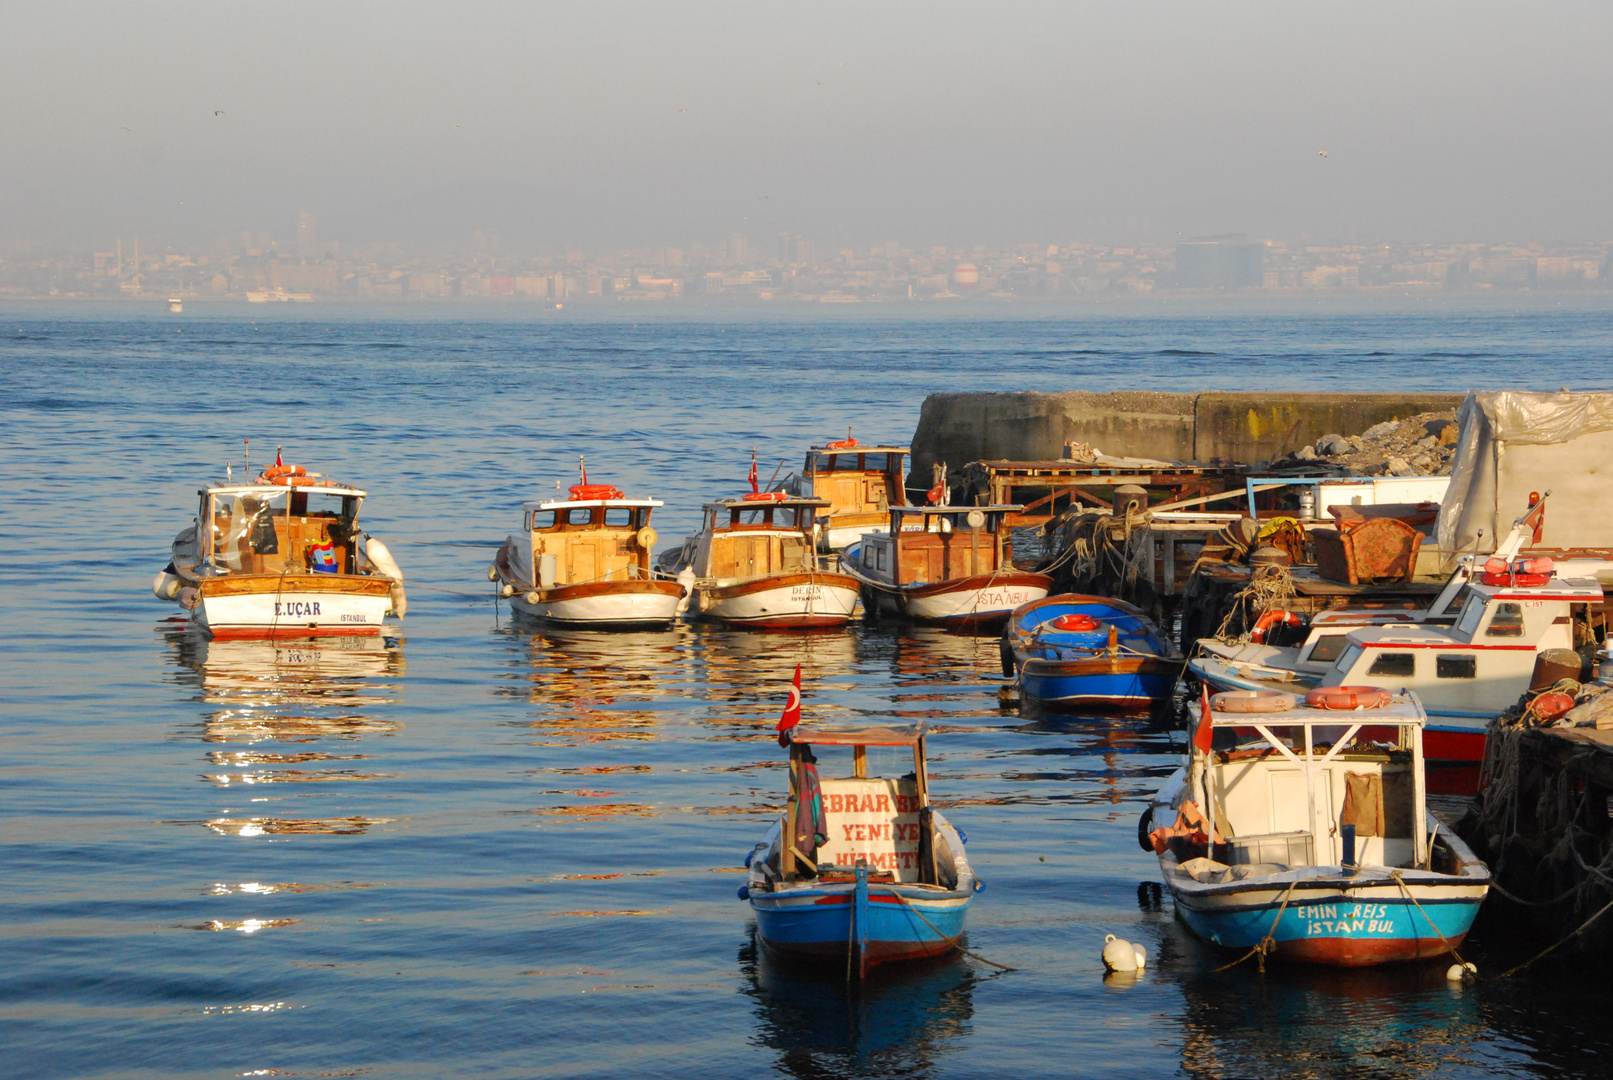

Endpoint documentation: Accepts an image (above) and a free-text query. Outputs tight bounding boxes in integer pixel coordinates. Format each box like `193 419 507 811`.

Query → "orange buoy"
1210 690 1298 713
742 491 789 502
1250 609 1304 644
1051 613 1101 632
569 484 625 500
1304 685 1393 711
825 436 859 450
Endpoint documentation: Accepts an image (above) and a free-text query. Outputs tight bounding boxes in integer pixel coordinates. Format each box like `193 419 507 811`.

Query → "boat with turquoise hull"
1146 690 1489 966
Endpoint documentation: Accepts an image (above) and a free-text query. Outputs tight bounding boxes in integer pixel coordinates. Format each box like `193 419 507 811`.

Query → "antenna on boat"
579 455 587 486
243 438 249 477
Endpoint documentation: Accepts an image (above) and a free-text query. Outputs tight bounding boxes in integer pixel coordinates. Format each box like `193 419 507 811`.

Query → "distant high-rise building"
795 238 814 266
1174 236 1264 288
296 213 317 258
777 231 791 264
727 233 748 264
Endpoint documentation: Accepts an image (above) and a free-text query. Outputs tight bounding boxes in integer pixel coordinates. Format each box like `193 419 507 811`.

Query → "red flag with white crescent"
926 481 945 506
275 445 283 468
775 664 802 747
749 451 760 496
1194 683 1215 754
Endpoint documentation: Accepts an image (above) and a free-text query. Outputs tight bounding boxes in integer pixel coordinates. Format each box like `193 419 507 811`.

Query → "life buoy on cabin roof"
742 491 789 502
1210 689 1297 713
570 484 625 501
1304 685 1393 711
825 437 859 450
1250 609 1304 644
259 464 306 481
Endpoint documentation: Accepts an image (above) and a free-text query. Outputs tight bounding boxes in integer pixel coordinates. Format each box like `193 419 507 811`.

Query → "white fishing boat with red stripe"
490 461 685 628
152 449 405 640
657 460 861 629
840 504 1051 629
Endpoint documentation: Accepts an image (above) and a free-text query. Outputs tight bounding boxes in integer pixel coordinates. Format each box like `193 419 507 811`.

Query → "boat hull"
191 574 394 640
1021 656 1179 715
860 572 1052 629
695 572 861 628
509 579 684 628
1168 874 1485 966
750 885 971 966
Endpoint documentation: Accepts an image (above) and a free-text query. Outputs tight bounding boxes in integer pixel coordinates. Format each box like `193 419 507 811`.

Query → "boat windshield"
206 490 357 568
1327 643 1364 682
1455 595 1485 637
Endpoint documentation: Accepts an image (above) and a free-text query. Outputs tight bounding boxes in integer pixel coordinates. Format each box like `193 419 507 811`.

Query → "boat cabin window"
1485 602 1525 638
1305 634 1348 663
1455 596 1486 637
603 507 634 528
557 508 594 526
862 453 894 473
823 453 862 472
1331 643 1363 679
1366 652 1416 677
1436 654 1477 679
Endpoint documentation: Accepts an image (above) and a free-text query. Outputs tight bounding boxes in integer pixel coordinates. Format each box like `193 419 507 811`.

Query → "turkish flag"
926 481 945 506
1193 683 1215 754
775 664 802 747
749 452 760 495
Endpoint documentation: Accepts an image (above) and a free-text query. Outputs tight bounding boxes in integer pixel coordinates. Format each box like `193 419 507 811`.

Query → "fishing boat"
657 493 861 628
771 435 912 551
489 469 684 628
742 722 980 977
152 460 405 640
1003 594 1180 715
1190 564 1602 762
841 504 1052 628
1146 689 1489 966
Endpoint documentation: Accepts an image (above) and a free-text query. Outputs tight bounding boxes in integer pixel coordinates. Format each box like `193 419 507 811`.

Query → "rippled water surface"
4 300 1613 1079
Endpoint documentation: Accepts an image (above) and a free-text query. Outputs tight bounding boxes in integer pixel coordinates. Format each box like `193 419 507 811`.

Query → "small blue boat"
1147 690 1490 966
741 723 980 978
1003 594 1179 715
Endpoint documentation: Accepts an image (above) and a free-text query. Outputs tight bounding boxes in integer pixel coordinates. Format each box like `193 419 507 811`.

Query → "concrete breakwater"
907 390 1464 485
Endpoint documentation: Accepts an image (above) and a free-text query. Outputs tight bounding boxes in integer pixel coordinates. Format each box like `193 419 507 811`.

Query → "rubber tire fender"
999 630 1016 679
1137 805 1155 852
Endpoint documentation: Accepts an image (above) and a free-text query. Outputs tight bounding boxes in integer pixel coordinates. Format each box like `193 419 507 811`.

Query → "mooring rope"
1211 877 1301 974
869 884 1017 972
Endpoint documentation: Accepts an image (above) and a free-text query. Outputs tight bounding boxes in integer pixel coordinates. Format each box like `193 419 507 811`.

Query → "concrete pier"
908 391 1463 485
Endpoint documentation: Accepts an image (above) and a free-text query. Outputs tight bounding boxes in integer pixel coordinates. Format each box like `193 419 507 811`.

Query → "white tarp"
1436 390 1613 563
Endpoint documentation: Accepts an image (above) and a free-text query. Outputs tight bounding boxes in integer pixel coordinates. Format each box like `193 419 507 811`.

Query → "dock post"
855 861 870 981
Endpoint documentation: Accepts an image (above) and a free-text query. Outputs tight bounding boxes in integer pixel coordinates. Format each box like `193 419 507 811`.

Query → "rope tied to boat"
1210 877 1301 974
868 884 1017 972
1213 562 1297 644
1387 869 1471 970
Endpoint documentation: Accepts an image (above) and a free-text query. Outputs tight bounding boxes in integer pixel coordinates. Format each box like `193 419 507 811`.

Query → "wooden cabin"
797 444 910 547
518 498 660 588
853 505 1019 586
695 498 829 582
200 485 364 576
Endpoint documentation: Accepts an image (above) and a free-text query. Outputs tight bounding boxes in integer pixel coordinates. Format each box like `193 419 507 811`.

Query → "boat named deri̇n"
152 461 406 640
490 473 685 628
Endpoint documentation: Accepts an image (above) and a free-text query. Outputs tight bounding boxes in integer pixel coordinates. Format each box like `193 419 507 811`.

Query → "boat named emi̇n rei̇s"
152 458 406 640
490 464 685 628
1146 686 1489 966
743 721 979 978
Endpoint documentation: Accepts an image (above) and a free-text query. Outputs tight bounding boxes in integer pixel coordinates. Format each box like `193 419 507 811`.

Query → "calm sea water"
5 299 1613 1079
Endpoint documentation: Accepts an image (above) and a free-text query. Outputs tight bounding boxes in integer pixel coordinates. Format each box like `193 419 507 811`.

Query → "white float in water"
1102 934 1146 972
1446 962 1478 982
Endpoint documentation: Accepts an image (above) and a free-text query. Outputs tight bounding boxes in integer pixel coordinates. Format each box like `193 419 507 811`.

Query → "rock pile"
1271 410 1459 477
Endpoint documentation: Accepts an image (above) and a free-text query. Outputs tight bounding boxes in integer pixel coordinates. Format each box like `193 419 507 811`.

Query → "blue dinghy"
741 723 980 978
1003 594 1179 715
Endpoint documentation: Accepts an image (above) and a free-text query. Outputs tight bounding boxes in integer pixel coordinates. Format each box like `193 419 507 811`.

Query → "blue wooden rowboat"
1003 594 1179 715
1146 690 1489 966
741 723 980 977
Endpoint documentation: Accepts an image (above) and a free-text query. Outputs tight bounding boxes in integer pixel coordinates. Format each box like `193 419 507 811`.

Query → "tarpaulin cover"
1437 390 1613 563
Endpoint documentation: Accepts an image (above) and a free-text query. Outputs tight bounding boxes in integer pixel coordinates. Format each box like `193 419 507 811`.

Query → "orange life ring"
826 437 859 449
259 464 306 482
1479 570 1550 587
569 484 625 500
1051 613 1101 632
1304 685 1393 711
1250 609 1304 644
1210 690 1297 713
742 491 789 502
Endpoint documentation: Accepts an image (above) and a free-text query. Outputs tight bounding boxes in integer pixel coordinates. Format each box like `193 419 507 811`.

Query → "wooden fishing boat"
1003 594 1180 715
657 494 861 628
772 436 911 551
742 723 980 977
152 463 405 640
1190 566 1602 762
490 477 684 628
1147 690 1489 966
841 504 1051 628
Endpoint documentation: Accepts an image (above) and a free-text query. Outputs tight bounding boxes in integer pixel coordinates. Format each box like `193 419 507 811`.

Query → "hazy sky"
3 2 1609 250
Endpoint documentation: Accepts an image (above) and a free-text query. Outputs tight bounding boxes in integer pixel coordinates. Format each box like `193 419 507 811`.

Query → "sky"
2 1 1610 251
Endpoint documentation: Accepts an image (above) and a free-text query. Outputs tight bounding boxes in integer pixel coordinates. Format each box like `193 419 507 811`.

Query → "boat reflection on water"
164 629 407 836
695 626 864 731
1165 926 1492 1077
740 927 977 1078
497 626 690 745
166 631 407 743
